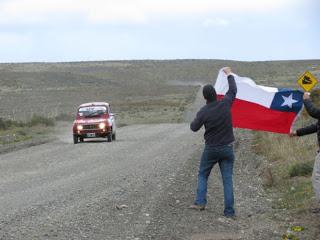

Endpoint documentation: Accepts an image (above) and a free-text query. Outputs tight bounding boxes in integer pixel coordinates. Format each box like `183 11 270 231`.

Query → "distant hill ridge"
0 59 319 123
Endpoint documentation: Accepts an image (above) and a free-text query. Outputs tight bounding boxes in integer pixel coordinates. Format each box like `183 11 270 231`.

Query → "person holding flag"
189 67 237 218
190 67 305 218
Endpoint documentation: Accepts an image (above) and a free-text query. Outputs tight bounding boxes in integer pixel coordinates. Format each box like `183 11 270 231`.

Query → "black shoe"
225 214 237 220
189 204 205 211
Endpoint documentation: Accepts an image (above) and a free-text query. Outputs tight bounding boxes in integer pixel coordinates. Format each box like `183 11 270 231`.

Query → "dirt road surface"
1 121 288 240
0 122 206 240
1 87 314 240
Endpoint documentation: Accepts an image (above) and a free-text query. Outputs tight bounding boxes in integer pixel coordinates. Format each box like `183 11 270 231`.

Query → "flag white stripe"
214 69 277 108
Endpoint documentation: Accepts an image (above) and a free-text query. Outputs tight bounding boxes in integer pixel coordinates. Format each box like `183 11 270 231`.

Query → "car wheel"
107 133 112 142
79 137 84 143
112 132 116 141
73 135 79 144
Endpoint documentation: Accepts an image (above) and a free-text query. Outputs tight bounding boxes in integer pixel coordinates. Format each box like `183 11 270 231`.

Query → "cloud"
202 18 230 27
0 0 292 25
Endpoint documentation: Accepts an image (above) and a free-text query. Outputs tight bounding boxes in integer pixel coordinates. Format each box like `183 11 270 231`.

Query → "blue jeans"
194 144 235 216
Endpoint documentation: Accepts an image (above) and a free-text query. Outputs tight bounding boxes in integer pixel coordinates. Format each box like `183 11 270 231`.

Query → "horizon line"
1 58 320 65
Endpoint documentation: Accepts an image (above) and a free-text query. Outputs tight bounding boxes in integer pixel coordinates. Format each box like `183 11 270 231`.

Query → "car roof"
78 102 110 108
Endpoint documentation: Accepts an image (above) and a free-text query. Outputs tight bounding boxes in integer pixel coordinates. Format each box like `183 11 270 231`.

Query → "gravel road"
0 122 287 240
0 123 204 240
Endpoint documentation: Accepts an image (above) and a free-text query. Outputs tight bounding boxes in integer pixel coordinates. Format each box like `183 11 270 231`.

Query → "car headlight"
77 125 83 130
99 122 106 129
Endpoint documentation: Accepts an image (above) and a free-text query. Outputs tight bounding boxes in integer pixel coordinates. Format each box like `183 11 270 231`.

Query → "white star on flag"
281 93 298 108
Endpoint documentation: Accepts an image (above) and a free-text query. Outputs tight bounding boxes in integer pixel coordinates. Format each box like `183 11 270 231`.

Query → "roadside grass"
28 115 55 127
253 112 317 210
289 161 314 178
0 128 32 144
0 116 54 145
275 178 314 209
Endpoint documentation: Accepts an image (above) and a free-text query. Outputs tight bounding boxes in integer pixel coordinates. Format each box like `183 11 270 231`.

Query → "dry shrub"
289 162 314 177
254 130 315 177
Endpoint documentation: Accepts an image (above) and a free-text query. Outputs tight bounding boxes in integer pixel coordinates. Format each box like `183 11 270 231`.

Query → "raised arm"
222 67 237 105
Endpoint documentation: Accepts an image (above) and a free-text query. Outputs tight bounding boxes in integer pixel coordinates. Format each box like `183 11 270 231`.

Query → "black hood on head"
202 84 217 102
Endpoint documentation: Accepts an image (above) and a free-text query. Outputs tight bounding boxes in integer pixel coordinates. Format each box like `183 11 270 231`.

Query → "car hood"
74 118 106 124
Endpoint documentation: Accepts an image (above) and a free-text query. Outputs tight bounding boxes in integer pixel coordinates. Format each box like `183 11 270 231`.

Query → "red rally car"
72 102 116 144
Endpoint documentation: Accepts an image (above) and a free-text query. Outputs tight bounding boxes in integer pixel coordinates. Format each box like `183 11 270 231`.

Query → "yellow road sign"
297 70 318 92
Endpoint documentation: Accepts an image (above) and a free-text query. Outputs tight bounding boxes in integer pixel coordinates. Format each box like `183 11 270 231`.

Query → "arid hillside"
1 60 319 126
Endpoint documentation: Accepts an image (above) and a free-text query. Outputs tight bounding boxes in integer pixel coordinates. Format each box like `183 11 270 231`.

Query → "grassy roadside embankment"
253 90 320 238
253 119 315 209
254 91 320 209
0 116 55 150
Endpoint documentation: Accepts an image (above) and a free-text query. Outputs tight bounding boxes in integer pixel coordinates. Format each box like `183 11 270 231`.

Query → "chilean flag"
214 69 304 134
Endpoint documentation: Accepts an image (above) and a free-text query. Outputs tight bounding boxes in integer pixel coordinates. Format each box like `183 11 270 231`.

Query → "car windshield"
78 106 107 117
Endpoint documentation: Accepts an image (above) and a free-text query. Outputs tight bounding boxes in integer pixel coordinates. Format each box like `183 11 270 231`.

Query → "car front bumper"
74 127 112 138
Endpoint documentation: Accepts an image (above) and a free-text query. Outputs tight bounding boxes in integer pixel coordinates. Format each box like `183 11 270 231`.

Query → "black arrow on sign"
302 76 312 84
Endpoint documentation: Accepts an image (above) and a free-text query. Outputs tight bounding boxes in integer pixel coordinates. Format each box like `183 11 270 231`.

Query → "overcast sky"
0 0 319 62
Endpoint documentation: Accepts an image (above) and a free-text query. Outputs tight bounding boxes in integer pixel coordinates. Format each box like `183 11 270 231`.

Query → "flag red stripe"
218 95 296 134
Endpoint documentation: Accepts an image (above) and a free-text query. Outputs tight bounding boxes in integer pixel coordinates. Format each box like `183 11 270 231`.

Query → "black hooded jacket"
190 75 237 146
296 99 320 147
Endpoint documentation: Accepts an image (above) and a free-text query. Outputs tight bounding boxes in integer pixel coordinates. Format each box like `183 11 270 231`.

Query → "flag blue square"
270 89 303 113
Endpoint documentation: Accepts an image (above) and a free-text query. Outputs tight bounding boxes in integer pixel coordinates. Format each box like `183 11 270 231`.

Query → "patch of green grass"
0 118 24 130
28 115 55 127
13 134 33 143
16 129 27 136
289 162 314 178
0 116 55 145
0 128 32 145
0 118 10 130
